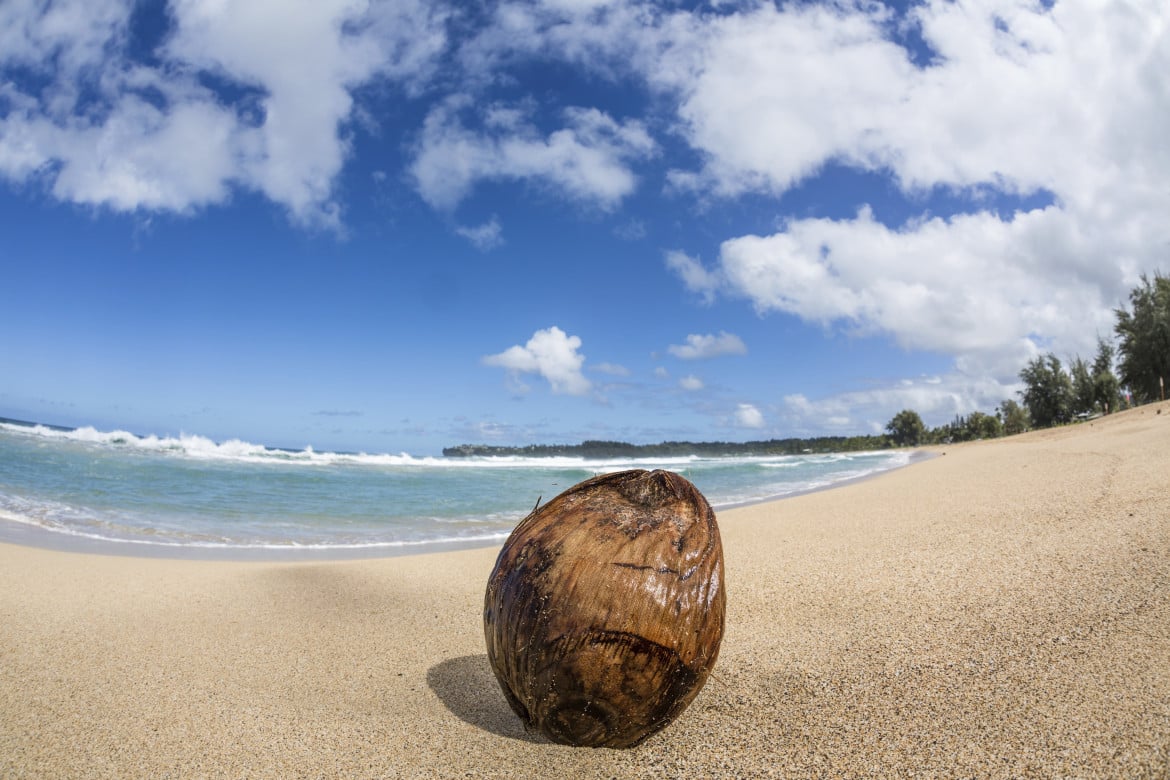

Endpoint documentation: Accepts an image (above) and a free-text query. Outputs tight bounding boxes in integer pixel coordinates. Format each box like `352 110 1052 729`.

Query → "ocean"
0 420 917 558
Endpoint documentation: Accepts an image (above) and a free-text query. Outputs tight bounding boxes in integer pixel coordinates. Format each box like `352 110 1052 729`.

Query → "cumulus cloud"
671 205 1121 380
483 326 592 396
652 0 1170 388
734 403 764 429
650 0 1168 208
679 375 704 391
466 0 1166 394
655 1 909 198
0 0 449 225
667 331 747 360
410 97 657 211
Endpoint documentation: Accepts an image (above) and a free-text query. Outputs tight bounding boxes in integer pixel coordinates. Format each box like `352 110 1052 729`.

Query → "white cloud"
458 0 1166 396
650 0 1168 207
455 216 504 250
483 326 592 396
165 0 448 226
653 0 1170 383
410 98 657 211
672 205 1122 380
6 89 241 212
667 331 747 360
592 362 631 377
455 2 1162 387
665 250 719 305
655 1 910 198
679 375 704 391
0 0 449 225
0 0 244 213
734 403 764 429
780 369 1020 435
456 0 664 86
0 0 131 75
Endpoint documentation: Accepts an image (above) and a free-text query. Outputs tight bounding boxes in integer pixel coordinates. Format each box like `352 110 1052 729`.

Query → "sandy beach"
2 403 1168 778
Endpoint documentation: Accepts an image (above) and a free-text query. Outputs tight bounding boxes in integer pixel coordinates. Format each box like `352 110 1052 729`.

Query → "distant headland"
442 435 892 459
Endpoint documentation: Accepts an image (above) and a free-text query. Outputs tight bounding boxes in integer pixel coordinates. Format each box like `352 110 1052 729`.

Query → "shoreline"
0 512 514 562
0 449 931 563
3 402 1168 777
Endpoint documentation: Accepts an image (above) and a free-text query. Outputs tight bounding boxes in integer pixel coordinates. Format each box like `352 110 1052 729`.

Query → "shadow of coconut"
426 654 547 743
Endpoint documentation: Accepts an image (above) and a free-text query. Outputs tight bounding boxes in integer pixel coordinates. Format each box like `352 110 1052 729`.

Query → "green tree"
1115 272 1170 404
925 419 956 444
1020 353 1073 428
886 409 926 446
1091 337 1121 413
1069 356 1095 416
998 399 1030 435
966 411 1002 440
942 414 970 443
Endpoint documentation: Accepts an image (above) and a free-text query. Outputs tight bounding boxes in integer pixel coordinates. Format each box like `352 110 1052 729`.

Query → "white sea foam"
1 420 923 556
1 420 814 471
2 422 427 466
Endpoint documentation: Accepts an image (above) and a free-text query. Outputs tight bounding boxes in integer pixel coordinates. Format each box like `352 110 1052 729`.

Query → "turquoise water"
0 421 914 557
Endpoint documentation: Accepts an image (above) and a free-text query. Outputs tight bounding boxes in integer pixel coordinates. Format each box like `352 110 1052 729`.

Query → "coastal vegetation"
442 435 892 458
446 274 1169 457
880 273 1166 446
1010 272 1167 430
1115 272 1170 405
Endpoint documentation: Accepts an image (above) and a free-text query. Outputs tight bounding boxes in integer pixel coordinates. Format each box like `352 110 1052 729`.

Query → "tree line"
887 272 1169 445
443 435 892 459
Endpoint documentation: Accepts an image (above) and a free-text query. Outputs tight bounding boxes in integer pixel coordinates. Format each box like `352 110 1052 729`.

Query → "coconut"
483 469 725 748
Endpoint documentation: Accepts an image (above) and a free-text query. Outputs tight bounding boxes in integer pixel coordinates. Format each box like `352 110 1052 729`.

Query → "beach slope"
2 403 1168 778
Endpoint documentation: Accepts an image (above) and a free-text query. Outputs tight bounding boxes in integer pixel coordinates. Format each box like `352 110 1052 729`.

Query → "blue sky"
1 0 1166 454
